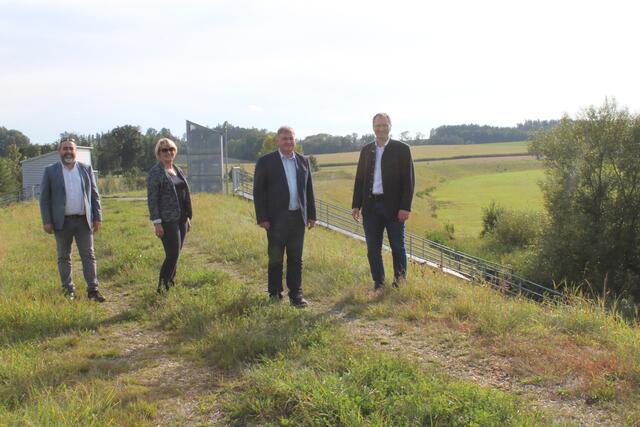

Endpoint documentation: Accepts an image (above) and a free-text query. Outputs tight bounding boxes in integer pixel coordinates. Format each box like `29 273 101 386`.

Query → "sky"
1 0 639 144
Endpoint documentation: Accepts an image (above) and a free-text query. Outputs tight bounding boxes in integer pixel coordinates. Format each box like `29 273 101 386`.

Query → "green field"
431 168 545 237
1 195 639 425
313 141 530 165
310 155 544 240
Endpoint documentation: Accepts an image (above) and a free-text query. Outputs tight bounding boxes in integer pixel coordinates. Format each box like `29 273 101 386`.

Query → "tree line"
0 125 184 193
427 120 560 145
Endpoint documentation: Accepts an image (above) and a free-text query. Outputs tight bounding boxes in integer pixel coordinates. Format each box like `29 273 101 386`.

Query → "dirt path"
96 286 223 426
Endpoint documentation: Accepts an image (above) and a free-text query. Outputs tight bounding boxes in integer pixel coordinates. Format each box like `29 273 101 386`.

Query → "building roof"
20 146 93 164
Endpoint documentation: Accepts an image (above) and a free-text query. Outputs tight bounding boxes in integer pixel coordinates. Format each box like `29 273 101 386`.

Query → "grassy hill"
1 195 638 425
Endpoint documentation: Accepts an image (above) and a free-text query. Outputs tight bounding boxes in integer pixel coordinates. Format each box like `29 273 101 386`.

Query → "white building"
20 146 94 199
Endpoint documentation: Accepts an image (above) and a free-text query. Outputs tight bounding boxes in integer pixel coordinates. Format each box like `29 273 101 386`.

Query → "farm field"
311 155 544 240
313 141 530 165
0 195 638 425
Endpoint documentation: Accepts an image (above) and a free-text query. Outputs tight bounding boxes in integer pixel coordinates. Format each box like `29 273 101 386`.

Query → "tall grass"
2 194 640 424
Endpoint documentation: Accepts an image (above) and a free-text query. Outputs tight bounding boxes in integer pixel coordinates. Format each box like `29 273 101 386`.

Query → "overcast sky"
1 0 639 143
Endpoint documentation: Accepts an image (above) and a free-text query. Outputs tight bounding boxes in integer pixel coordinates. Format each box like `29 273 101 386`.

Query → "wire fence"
232 167 566 303
0 185 39 208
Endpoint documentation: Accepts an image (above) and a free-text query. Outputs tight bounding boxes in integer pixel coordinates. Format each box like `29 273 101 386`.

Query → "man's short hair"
58 136 76 150
277 126 295 136
372 113 392 126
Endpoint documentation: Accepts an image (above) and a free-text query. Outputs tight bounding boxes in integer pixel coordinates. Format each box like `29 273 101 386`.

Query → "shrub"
492 210 542 249
426 230 449 245
481 200 505 237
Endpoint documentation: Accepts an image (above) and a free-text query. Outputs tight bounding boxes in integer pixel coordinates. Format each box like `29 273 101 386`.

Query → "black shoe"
269 293 283 303
374 282 385 290
87 290 106 303
289 294 308 308
157 278 171 294
63 288 76 301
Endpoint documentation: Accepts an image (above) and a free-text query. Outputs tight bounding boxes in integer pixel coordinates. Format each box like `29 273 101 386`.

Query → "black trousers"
160 220 187 283
266 210 305 297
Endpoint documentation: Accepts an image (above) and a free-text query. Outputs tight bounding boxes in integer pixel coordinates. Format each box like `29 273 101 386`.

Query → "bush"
426 230 449 245
98 172 146 195
481 200 505 237
491 210 542 249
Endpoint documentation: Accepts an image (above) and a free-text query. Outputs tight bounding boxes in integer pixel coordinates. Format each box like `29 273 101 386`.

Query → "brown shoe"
88 289 106 303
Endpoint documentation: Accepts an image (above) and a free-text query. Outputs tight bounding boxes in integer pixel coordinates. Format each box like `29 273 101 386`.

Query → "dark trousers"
266 210 305 297
160 220 187 283
54 216 99 291
362 199 407 285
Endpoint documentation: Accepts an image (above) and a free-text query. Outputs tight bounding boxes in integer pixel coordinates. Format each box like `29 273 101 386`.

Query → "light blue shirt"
279 150 300 210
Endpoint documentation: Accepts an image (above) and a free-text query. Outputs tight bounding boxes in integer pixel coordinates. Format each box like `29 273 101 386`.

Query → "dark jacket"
147 162 193 223
40 161 102 231
253 151 316 225
352 139 415 219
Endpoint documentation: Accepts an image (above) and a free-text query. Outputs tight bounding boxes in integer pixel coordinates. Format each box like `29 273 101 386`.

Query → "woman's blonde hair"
155 138 178 160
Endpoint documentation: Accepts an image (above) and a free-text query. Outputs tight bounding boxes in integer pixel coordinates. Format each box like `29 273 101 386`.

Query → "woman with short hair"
147 138 192 293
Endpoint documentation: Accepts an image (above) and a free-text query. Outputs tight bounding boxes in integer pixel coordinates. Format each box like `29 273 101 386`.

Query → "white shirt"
279 150 300 210
372 138 389 195
62 162 85 215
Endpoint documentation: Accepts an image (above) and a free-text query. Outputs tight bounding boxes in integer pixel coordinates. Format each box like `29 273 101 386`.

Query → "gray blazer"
147 162 193 223
39 161 102 231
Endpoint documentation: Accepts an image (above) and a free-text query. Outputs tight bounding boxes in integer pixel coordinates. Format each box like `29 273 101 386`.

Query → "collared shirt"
372 138 389 195
279 150 300 210
61 162 85 215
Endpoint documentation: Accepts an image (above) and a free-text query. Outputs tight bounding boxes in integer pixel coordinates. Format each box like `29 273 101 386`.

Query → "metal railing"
231 167 565 303
0 185 39 208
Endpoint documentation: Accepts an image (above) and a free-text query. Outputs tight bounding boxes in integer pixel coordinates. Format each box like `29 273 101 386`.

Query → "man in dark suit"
40 137 104 302
352 113 415 290
253 126 316 307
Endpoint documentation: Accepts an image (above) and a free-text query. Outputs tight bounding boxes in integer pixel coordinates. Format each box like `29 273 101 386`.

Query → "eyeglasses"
60 137 76 143
160 147 176 153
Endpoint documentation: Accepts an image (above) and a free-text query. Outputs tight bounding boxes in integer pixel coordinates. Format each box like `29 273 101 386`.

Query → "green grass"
2 194 640 424
225 346 540 426
431 169 545 237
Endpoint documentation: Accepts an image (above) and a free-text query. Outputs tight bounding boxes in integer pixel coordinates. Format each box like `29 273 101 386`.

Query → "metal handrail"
231 167 565 303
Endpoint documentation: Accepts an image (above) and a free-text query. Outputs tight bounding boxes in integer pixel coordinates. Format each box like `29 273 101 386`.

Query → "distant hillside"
425 120 560 145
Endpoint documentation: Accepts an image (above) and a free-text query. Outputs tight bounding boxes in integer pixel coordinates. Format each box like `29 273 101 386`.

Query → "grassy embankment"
1 194 638 424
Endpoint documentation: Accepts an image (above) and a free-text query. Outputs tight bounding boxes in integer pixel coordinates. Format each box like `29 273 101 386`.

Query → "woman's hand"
186 218 191 232
154 223 164 238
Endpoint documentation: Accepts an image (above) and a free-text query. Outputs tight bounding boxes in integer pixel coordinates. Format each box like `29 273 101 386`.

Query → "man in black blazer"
253 126 316 307
352 113 415 290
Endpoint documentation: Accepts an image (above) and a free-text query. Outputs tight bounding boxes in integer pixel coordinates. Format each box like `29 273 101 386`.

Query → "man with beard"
40 136 104 302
